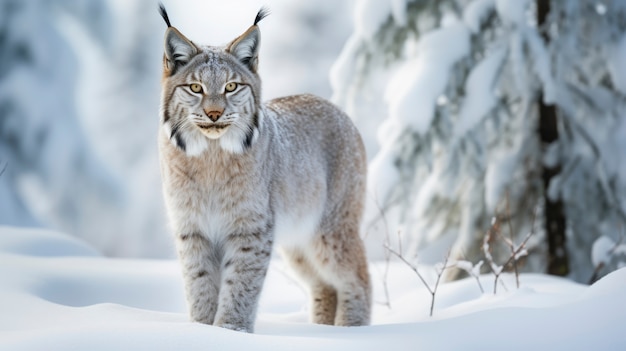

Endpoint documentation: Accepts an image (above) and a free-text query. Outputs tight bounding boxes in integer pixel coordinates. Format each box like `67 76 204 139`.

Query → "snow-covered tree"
0 0 122 234
0 0 171 257
63 0 172 257
332 0 626 282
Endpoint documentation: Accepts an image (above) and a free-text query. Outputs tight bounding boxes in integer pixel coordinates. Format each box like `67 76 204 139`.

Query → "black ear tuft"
226 8 269 73
158 3 172 28
254 7 270 26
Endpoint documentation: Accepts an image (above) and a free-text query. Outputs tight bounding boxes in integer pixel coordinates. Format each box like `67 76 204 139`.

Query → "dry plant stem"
483 206 537 294
506 207 537 288
588 262 605 285
589 234 625 284
375 199 392 309
385 243 452 317
485 229 534 294
502 232 533 272
385 245 431 294
456 254 485 294
381 250 392 309
377 229 392 309
483 223 502 294
505 197 520 288
473 273 484 294
430 251 451 317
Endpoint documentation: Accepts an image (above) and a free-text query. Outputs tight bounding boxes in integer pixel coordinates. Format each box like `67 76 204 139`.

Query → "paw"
216 323 252 333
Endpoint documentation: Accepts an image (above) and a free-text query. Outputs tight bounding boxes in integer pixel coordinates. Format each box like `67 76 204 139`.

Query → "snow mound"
0 226 100 257
1 226 625 350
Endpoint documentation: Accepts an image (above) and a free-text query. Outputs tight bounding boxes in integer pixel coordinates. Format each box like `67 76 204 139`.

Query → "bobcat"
158 5 370 333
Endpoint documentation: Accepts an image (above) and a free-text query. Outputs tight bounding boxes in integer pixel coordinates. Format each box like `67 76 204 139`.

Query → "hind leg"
311 227 371 326
282 249 337 325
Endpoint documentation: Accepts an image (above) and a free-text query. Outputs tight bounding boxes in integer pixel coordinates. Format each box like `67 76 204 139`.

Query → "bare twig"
588 262 605 285
482 211 535 294
453 258 485 294
374 196 393 309
589 232 625 284
379 250 393 309
385 241 453 317
430 250 452 317
378 229 393 309
385 243 431 294
505 195 520 288
483 217 503 294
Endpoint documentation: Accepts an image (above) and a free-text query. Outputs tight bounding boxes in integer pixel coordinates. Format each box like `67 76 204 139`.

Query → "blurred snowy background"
2 0 626 284
0 0 352 257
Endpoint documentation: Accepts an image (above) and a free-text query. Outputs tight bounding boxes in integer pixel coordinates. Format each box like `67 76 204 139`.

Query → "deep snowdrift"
0 226 624 350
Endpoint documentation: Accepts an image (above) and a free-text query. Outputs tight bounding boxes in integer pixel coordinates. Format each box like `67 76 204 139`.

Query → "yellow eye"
225 82 238 93
190 83 203 93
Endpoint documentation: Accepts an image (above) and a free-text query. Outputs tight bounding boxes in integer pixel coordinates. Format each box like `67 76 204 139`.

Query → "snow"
353 0 394 40
367 146 400 209
484 144 521 213
454 47 506 138
390 0 409 27
592 235 626 268
386 22 471 135
525 27 557 104
591 236 615 267
5 5 626 345
454 259 484 280
495 0 530 25
1 226 625 350
463 0 495 34
608 33 626 96
330 0 626 284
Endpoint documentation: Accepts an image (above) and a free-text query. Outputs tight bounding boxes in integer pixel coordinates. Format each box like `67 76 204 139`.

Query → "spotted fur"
158 6 371 333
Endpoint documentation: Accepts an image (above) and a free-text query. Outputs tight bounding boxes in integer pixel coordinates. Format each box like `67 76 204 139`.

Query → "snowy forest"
0 0 352 257
1 0 626 349
3 0 624 283
333 0 626 283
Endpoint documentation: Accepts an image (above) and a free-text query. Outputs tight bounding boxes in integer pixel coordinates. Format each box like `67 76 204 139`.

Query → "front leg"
175 232 221 325
214 232 273 333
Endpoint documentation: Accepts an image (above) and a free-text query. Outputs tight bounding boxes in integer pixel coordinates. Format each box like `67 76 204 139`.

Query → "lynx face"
160 19 263 155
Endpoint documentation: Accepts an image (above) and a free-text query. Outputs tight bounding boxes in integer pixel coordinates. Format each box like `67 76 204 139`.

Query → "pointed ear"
227 26 261 73
226 8 269 73
163 27 198 75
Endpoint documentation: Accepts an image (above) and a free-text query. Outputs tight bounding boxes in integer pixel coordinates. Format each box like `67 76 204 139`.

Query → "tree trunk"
537 0 569 276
